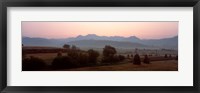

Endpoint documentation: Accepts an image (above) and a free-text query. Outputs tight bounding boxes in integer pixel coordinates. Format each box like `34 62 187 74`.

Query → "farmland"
67 60 178 71
22 46 178 71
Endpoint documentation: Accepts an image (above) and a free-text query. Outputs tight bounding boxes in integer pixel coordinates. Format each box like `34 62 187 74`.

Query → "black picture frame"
0 0 199 93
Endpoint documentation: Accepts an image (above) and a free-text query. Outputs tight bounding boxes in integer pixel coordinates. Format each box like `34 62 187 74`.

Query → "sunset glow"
22 22 178 39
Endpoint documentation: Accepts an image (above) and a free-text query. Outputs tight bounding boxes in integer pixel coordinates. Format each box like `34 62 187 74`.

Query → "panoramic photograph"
22 21 178 71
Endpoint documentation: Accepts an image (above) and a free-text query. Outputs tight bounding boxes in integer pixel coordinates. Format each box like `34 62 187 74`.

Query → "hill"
22 34 178 49
67 40 149 49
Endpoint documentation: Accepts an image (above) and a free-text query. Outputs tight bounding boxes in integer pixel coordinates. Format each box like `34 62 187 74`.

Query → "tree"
68 49 79 59
71 45 77 50
63 44 70 49
103 45 116 57
131 54 133 57
164 54 168 58
102 45 117 63
22 56 46 71
78 53 89 66
127 54 130 59
87 49 99 65
118 55 125 61
51 56 76 69
57 51 62 57
169 54 172 58
113 55 120 62
143 55 150 64
133 54 141 65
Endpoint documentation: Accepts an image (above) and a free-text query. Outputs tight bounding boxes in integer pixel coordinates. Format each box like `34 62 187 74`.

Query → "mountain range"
22 34 178 49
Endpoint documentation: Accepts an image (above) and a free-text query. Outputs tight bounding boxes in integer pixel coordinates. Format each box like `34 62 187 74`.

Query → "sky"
22 22 178 39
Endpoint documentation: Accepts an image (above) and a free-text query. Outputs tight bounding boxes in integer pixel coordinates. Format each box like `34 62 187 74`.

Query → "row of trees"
53 45 154 68
52 45 126 69
22 56 47 71
133 54 178 65
133 54 150 65
22 49 100 70
22 45 126 70
52 48 100 69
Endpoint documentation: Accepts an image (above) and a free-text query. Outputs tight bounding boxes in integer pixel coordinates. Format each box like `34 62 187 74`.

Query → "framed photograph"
0 0 199 93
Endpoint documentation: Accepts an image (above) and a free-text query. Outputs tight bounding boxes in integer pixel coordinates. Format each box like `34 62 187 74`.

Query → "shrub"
127 54 130 59
22 56 46 71
164 54 168 58
63 44 70 49
51 56 77 69
131 54 133 57
118 55 125 61
113 55 120 62
143 55 150 64
57 51 62 57
68 49 79 59
169 54 172 58
71 45 78 50
102 56 118 64
133 54 141 65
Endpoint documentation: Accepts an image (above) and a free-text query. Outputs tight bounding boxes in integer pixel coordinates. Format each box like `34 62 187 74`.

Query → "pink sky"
22 22 178 39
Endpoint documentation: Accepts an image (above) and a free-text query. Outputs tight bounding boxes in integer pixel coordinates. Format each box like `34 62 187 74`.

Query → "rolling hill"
22 34 178 49
67 40 149 49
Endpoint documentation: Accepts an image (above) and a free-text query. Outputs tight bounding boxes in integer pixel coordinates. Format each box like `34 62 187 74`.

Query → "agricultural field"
67 60 178 71
22 46 178 71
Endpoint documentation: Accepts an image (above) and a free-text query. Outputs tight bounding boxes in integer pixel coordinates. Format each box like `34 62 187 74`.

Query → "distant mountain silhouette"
22 37 68 47
22 34 178 49
141 36 178 49
67 40 148 49
66 34 141 42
